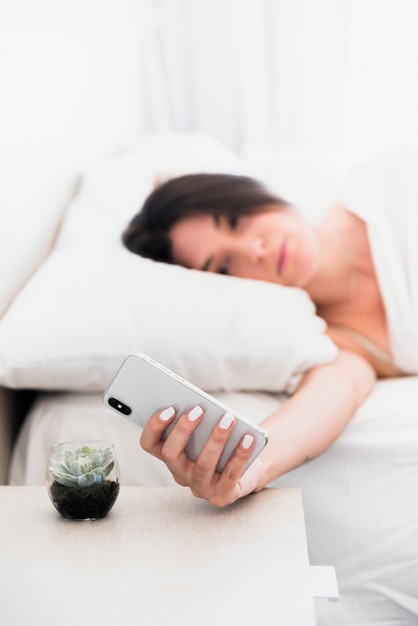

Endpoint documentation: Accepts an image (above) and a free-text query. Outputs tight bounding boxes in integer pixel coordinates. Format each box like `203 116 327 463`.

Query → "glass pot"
46 440 120 521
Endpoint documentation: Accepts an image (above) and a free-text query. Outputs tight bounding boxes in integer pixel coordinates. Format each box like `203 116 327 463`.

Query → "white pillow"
128 131 244 177
54 154 157 249
0 170 77 317
55 131 245 249
0 133 339 393
0 244 337 393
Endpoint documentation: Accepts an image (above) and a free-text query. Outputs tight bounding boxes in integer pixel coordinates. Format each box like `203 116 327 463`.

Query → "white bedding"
9 375 418 625
339 146 418 372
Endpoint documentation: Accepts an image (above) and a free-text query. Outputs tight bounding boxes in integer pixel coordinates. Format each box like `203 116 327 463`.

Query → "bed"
1 132 418 625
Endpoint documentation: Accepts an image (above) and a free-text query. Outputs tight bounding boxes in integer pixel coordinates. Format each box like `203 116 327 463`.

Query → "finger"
198 435 257 507
218 432 256 488
192 412 237 485
160 405 204 465
139 406 176 458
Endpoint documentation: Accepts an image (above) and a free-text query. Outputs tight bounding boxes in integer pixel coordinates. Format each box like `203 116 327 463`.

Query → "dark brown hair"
122 172 287 264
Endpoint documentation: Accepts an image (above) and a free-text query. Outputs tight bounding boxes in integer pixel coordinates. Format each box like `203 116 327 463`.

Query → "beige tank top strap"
331 323 405 375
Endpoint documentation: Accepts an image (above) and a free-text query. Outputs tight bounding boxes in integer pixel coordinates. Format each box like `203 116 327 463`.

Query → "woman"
122 148 418 507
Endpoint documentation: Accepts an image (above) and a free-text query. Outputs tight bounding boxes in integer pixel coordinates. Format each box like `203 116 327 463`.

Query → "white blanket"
338 146 418 373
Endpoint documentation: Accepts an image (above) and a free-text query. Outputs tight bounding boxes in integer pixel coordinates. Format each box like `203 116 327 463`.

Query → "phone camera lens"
108 397 132 415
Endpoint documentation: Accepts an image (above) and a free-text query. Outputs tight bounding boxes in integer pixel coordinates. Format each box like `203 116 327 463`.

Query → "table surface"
0 486 316 626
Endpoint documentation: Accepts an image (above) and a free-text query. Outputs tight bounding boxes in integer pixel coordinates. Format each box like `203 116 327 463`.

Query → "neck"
305 209 357 309
308 267 355 310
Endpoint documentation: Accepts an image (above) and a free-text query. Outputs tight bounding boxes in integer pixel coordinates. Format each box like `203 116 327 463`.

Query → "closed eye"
228 215 239 230
218 262 229 275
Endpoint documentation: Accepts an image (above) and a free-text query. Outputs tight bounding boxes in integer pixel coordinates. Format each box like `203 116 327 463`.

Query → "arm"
254 349 376 485
140 349 376 507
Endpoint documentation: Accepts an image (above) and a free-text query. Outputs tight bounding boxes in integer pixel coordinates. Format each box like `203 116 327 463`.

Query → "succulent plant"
48 445 115 489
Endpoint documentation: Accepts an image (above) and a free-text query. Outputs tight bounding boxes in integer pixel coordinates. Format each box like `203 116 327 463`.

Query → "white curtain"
143 0 352 152
342 0 418 157
142 0 418 156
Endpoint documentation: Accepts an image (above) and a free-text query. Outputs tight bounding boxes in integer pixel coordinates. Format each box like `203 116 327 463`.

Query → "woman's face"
169 205 320 289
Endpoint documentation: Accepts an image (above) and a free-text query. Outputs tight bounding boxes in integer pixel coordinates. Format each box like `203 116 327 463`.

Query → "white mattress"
9 377 418 626
9 389 283 487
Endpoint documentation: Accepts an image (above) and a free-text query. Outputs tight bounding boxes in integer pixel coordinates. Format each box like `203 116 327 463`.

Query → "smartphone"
103 352 268 474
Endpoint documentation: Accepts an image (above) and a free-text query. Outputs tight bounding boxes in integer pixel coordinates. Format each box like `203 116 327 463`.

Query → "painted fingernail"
242 434 254 449
160 406 175 421
188 405 204 422
219 412 235 430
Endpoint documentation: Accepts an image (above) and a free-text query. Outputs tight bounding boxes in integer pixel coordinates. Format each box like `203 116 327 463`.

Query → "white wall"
0 0 146 194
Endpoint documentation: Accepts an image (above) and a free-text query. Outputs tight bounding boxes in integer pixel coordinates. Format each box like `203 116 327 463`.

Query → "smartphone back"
103 352 268 473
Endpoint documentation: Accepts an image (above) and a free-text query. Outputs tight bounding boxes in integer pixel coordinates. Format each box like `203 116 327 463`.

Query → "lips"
277 242 287 275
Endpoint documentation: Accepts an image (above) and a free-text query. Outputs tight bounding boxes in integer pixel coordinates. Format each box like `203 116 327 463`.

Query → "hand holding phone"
103 352 268 475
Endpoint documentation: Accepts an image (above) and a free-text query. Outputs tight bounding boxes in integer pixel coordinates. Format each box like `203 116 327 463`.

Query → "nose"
242 237 266 263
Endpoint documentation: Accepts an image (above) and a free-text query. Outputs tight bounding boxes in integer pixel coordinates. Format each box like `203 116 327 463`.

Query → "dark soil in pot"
49 480 120 520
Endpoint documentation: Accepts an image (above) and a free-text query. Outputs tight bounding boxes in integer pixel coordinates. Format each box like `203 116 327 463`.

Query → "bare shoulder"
323 203 366 235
